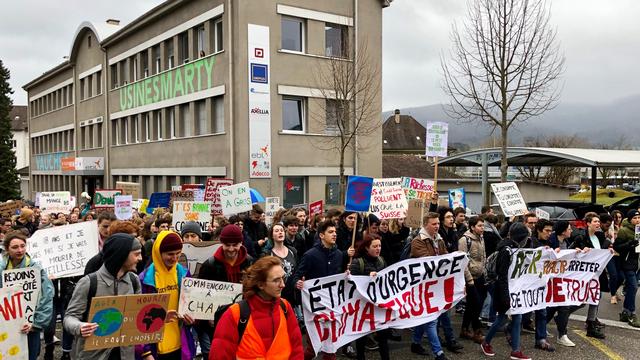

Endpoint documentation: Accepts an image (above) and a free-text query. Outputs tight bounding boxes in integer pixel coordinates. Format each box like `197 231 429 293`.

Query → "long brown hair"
242 256 282 298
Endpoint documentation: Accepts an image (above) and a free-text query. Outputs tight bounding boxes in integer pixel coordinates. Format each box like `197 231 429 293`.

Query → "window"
132 57 138 82
87 75 93 98
120 61 128 84
120 118 128 145
155 111 163 140
111 121 118 145
143 113 151 141
167 108 176 139
80 127 86 149
213 96 224 133
180 104 191 137
325 177 340 205
325 23 347 57
179 32 189 64
96 71 102 95
282 97 304 132
283 177 306 208
153 45 161 74
111 64 118 88
195 100 207 135
196 25 205 57
88 35 92 48
132 115 140 143
325 99 349 133
281 17 304 52
166 40 174 69
214 18 224 52
96 123 103 147
79 79 85 100
141 51 149 78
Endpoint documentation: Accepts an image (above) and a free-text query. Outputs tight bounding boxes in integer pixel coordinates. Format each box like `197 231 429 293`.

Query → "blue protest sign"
146 192 171 214
345 176 374 212
448 188 466 210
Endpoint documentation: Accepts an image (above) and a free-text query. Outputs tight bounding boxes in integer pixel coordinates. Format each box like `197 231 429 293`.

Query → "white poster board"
2 268 41 324
220 182 252 216
172 201 212 233
39 191 72 215
178 278 243 320
369 178 408 219
179 242 221 277
426 122 448 157
491 182 528 217
114 195 133 220
265 197 280 225
0 286 28 360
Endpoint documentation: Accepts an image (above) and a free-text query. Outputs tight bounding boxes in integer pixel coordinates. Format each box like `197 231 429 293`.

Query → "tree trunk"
339 149 346 205
500 123 508 182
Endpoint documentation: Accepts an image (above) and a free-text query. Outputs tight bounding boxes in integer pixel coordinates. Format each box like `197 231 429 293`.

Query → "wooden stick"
433 156 439 193
348 213 359 268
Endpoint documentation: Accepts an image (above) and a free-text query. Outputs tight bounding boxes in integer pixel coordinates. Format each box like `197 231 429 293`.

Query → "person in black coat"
437 207 458 253
243 205 269 255
336 211 362 252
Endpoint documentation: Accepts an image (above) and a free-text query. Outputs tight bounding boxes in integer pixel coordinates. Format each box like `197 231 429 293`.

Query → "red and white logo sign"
254 48 264 58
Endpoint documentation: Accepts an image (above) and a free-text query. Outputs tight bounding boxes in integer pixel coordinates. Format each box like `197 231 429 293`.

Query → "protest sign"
401 177 434 201
507 248 612 315
0 287 28 360
146 192 171 214
181 184 205 202
425 122 448 157
94 189 123 209
369 178 408 220
404 199 427 228
172 201 212 233
115 182 142 199
345 176 374 212
0 201 24 218
179 241 221 277
448 188 466 210
84 293 170 350
170 190 195 208
220 182 252 216
309 200 324 218
204 178 234 216
39 192 72 215
27 221 99 278
178 278 243 320
264 197 280 225
302 253 468 354
636 225 640 253
535 207 550 220
2 268 41 324
491 182 527 217
114 195 133 220
138 199 150 214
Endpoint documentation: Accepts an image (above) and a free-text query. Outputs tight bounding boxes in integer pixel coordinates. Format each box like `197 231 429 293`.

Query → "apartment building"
24 0 390 207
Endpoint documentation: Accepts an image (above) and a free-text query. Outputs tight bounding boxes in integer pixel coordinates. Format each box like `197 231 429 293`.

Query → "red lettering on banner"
399 292 411 319
442 277 454 310
357 303 376 332
0 292 24 320
410 284 425 316
424 280 439 313
545 277 565 302
346 300 361 332
313 314 330 341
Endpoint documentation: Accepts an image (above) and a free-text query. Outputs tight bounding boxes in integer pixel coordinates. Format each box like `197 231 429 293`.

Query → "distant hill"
383 94 640 149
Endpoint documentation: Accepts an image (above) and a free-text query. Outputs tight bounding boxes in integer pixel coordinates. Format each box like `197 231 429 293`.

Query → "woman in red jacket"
211 256 304 359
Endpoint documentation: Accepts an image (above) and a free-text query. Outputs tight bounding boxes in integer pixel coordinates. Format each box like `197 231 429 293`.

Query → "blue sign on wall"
34 152 74 171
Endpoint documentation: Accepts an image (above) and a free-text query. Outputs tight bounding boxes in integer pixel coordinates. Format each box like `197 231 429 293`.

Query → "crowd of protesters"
1 191 638 360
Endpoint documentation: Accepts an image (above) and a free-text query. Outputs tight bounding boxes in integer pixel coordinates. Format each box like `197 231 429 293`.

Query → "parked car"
607 195 640 215
527 201 607 229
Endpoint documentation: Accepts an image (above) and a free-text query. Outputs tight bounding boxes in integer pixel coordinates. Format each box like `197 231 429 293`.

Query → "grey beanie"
181 221 202 239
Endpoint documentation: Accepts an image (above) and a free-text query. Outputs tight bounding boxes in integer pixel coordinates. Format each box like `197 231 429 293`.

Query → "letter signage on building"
248 24 272 178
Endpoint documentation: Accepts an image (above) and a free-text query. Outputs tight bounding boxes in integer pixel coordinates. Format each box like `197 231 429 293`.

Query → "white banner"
248 24 272 178
0 287 28 360
220 182 252 216
114 195 133 220
303 253 468 354
26 221 99 278
507 248 612 315
2 268 41 324
401 177 434 201
426 122 448 157
369 178 408 220
172 201 212 233
178 278 243 320
491 182 528 217
39 191 72 215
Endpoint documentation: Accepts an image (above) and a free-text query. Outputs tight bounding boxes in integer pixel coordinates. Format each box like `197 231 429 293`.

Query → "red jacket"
210 295 303 360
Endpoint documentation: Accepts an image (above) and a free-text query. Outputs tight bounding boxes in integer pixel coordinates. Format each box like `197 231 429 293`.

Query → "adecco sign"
94 189 123 209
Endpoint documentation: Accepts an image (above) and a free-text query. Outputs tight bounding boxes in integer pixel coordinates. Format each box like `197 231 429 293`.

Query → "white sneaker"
557 335 575 347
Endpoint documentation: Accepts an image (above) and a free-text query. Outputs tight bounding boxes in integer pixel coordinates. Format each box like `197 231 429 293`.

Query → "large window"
282 97 304 132
166 39 175 70
197 25 206 57
143 113 151 141
195 100 207 135
179 32 190 64
325 176 340 205
325 99 349 133
283 177 306 208
180 104 191 137
96 71 102 95
281 17 304 52
325 23 347 58
167 108 176 139
132 115 140 143
141 51 149 78
120 118 128 145
155 111 163 140
214 18 224 52
153 45 161 74
213 96 224 133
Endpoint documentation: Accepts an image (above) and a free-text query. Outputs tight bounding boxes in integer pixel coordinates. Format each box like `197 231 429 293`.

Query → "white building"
10 106 30 196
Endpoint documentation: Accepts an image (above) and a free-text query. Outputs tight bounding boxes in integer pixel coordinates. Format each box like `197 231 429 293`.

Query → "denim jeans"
534 308 548 342
437 312 455 344
481 283 497 322
193 323 211 359
623 270 638 313
412 320 443 356
485 313 522 352
27 330 41 360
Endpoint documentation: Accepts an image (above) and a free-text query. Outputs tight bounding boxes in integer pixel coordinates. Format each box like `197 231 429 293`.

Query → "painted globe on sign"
91 308 124 336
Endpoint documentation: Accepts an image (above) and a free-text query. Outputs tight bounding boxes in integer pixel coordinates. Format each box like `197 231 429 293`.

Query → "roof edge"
22 61 72 91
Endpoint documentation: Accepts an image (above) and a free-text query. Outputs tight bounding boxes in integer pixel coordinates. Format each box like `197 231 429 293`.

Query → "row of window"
282 97 350 134
80 123 104 150
113 175 210 199
110 18 223 89
281 17 348 58
110 96 224 146
32 175 77 195
30 84 74 118
31 130 74 155
79 71 103 101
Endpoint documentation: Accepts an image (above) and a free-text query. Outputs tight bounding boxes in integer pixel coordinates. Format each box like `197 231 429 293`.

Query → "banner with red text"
302 253 468 354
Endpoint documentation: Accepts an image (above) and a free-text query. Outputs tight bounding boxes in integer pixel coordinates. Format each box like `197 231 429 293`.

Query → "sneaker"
460 328 475 341
389 328 402 341
446 339 464 353
535 339 556 352
586 321 606 339
435 352 450 360
480 342 495 357
410 343 428 356
510 350 532 360
594 318 606 328
53 336 61 345
557 335 576 347
628 314 640 328
522 323 536 334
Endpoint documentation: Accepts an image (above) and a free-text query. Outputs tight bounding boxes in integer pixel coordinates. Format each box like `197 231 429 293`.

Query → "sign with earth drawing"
84 293 170 350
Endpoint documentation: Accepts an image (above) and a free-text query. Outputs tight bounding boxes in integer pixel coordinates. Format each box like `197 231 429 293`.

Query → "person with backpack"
211 256 303 359
265 223 300 319
63 233 142 360
458 216 487 344
613 209 640 327
480 222 531 360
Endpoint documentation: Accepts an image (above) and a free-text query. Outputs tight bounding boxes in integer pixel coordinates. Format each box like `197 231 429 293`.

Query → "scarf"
152 232 181 354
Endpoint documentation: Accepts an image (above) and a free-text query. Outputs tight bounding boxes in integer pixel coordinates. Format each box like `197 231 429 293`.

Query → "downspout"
27 96 32 199
227 0 235 180
72 65 79 195
103 46 111 188
353 0 359 176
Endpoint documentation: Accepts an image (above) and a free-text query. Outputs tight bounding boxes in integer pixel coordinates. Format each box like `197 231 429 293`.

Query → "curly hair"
242 256 283 298
108 220 139 236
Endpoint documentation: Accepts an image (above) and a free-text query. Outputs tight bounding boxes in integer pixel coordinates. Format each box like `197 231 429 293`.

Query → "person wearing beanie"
613 209 640 327
13 207 38 236
138 231 195 360
63 233 142 360
180 221 203 242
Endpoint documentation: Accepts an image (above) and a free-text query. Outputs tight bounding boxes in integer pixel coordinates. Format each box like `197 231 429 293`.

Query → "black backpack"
82 272 140 322
212 294 289 343
484 240 525 285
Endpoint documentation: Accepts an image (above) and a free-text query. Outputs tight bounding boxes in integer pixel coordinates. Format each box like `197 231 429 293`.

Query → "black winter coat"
349 254 386 276
613 220 639 272
294 242 345 282
494 238 518 314
439 226 459 253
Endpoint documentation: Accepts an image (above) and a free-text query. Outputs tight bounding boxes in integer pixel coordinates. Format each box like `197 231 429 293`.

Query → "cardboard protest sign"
425 122 448 157
39 192 72 215
220 182 252 216
0 201 24 218
309 200 324 218
84 294 170 350
181 184 205 201
507 248 612 315
172 202 212 233
491 182 527 217
146 192 171 214
369 178 408 220
404 199 428 228
401 177 434 201
178 278 242 320
345 176 373 212
179 242 221 277
535 207 550 220
94 189 123 209
138 199 150 214
0 287 28 360
27 221 99 278
114 195 133 220
2 268 41 324
303 253 469 354
115 182 142 199
264 197 280 225
448 188 466 210
204 179 234 216
170 191 195 209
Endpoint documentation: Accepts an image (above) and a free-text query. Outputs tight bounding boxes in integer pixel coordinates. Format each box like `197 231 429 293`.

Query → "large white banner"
0 287 28 360
491 182 528 217
26 221 99 278
507 248 612 314
178 278 242 320
303 253 469 354
179 242 221 278
248 24 271 178
2 268 42 324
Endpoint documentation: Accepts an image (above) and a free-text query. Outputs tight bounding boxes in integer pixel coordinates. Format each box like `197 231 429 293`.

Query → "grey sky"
2 0 639 111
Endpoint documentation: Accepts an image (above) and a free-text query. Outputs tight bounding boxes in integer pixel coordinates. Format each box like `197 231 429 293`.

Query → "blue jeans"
534 308 548 342
413 321 443 356
193 324 211 358
28 330 41 360
437 312 456 343
485 313 522 352
623 270 638 313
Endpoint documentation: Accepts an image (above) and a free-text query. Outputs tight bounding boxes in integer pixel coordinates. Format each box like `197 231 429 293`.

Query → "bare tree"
310 39 381 204
442 0 565 181
596 135 632 185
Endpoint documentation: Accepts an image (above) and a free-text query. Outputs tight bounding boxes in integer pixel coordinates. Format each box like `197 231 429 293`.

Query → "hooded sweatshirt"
213 245 248 283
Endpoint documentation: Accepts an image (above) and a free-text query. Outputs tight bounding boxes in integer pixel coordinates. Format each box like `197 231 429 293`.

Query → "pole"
433 156 439 193
348 213 359 267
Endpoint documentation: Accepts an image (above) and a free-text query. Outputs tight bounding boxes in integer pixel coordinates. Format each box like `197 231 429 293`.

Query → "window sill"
278 49 351 62
79 93 104 103
278 131 340 137
110 132 226 147
80 146 104 151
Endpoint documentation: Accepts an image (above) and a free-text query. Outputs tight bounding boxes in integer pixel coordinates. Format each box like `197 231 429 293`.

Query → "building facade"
9 105 30 195
24 0 389 207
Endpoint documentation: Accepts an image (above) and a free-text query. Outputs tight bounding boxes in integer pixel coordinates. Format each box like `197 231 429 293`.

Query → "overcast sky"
2 0 638 111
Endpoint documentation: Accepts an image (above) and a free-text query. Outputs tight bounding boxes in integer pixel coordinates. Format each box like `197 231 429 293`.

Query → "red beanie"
159 232 183 253
220 224 244 245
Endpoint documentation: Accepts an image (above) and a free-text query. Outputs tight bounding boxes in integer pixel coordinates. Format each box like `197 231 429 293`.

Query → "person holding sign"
613 210 640 328
211 256 303 359
139 231 195 360
0 231 54 360
458 216 487 344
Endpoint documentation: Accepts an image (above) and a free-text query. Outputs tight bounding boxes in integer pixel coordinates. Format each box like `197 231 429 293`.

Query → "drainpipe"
103 46 111 189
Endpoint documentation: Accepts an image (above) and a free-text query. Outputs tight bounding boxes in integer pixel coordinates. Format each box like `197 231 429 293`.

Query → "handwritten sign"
0 287 28 360
94 189 123 209
401 177 434 201
178 278 242 320
309 200 324 218
204 179 234 216
114 195 133 220
27 221 99 278
220 182 252 216
265 197 280 226
345 176 374 212
2 268 41 324
404 199 428 228
491 182 527 217
172 202 212 233
84 293 170 350
179 242 221 277
535 208 550 220
369 178 408 220
426 122 448 157
39 192 72 215
181 184 205 202
170 191 195 209
115 182 142 199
